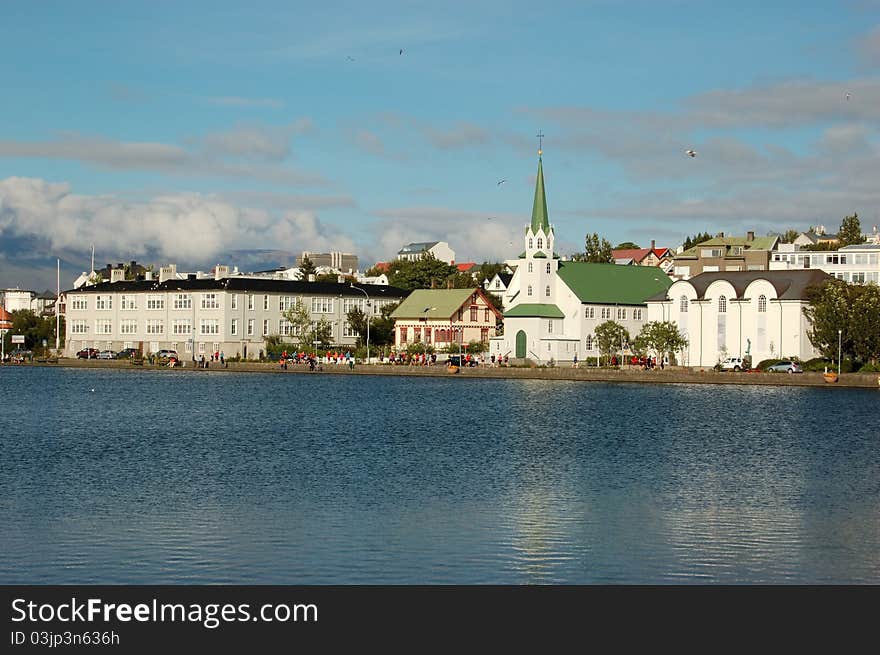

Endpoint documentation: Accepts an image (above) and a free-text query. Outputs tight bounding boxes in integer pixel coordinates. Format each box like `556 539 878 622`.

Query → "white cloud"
0 177 356 267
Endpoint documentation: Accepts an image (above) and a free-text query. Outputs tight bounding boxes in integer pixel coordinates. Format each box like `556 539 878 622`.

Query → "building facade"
770 243 880 285
671 232 779 279
396 241 456 265
296 251 359 274
61 277 408 359
390 288 501 350
490 152 671 365
646 270 831 368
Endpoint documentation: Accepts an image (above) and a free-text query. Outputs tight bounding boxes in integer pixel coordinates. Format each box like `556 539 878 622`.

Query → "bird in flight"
845 91 851 100
497 179 507 186
685 149 697 157
346 55 355 61
399 48 404 55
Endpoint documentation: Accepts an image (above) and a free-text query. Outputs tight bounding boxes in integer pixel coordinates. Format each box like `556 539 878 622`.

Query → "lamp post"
350 284 370 364
838 328 842 376
421 306 435 360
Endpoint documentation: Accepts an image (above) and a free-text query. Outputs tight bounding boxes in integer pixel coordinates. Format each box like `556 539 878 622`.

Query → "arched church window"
718 295 727 314
537 238 543 249
758 295 767 312
527 285 533 297
546 262 551 273
586 335 593 350
545 285 551 297
528 238 533 249
680 296 688 313
528 262 533 273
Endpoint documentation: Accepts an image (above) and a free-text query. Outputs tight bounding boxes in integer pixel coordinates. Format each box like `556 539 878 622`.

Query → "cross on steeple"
536 130 544 156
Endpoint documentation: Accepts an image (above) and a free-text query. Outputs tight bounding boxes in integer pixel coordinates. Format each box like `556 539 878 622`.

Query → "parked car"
97 350 116 359
155 349 178 361
720 356 746 371
115 348 140 359
7 349 33 362
766 360 803 374
76 348 100 359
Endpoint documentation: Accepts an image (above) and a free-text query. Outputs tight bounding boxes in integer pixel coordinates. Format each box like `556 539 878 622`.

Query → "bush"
801 357 830 372
858 362 880 373
756 358 783 371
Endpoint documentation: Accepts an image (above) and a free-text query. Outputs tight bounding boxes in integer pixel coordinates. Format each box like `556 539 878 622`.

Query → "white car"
720 357 746 371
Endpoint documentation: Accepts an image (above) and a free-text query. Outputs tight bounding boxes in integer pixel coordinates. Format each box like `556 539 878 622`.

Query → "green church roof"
530 157 551 234
504 303 565 318
390 288 478 319
556 262 672 305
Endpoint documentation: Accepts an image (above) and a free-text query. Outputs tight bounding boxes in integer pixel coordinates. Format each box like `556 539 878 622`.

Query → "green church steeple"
530 155 550 234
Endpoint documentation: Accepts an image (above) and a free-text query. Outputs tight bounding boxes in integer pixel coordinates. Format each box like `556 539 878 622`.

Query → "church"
489 149 672 365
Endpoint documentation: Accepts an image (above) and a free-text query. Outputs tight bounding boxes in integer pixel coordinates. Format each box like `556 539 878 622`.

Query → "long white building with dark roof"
60 275 408 359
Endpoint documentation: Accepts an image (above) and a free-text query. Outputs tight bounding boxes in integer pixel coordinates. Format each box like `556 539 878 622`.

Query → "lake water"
1 366 878 584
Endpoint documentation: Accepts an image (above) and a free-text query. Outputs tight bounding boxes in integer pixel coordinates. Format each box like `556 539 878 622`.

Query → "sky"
2 0 880 290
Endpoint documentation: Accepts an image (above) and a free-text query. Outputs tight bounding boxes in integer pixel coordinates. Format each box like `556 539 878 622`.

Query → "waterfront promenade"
10 358 880 389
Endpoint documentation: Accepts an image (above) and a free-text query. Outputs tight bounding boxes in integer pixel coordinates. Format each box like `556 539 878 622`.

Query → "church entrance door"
515 330 526 358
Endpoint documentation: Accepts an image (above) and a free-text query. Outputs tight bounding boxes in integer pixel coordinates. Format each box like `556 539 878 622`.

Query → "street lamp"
838 328 842 376
350 284 370 364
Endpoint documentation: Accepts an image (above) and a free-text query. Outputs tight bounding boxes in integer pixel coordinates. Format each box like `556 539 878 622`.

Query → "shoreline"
7 358 880 389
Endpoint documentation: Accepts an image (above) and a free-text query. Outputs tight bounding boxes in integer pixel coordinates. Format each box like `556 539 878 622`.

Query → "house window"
146 295 164 310
311 297 334 313
263 295 269 311
718 295 727 314
71 320 88 334
279 319 291 336
527 285 533 297
71 296 87 310
528 262 533 273
146 319 164 335
529 238 533 249
173 294 191 310
680 296 688 313
586 334 593 350
547 320 553 334
470 306 478 321
120 319 138 334
633 309 642 320
585 307 594 319
400 327 408 344
201 293 218 310
231 294 237 310
200 319 219 335
484 308 490 322
537 238 543 249
120 295 137 310
545 285 550 297
601 307 611 320
495 279 501 289
248 295 254 311
617 308 626 320
281 296 301 312
247 319 254 336
231 319 238 335
758 295 767 312
546 262 551 273
95 295 112 310
172 320 191 335
263 319 270 336
95 319 112 334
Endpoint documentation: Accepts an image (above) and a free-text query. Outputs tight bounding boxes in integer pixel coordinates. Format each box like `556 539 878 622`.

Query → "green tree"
636 321 689 365
803 279 853 361
848 284 880 364
780 229 800 244
682 232 713 251
386 254 457 291
838 212 864 247
477 262 508 284
573 233 613 263
369 302 399 346
3 310 62 354
345 307 368 347
281 301 314 350
594 320 630 366
299 256 318 280
615 241 641 250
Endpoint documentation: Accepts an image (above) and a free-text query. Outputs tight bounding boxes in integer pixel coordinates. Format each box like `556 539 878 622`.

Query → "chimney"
144 271 153 281
308 274 316 282
130 260 136 268
747 231 755 242
716 232 724 238
159 264 177 283
214 265 230 280
110 268 125 283
187 273 197 280
650 239 655 251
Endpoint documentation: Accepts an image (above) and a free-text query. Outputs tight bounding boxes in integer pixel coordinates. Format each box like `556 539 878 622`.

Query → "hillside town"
2 152 879 376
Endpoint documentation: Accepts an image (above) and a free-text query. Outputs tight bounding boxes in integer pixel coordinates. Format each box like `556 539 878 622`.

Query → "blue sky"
2 0 880 289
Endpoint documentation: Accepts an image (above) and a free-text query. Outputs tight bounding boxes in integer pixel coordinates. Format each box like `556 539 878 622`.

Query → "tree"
803 279 853 361
615 241 641 250
369 302 399 346
635 321 689 365
476 262 508 284
573 233 613 263
682 232 713 251
838 212 864 247
849 284 880 364
282 301 315 351
299 256 317 280
780 229 800 244
345 307 368 347
594 320 630 366
3 310 63 354
386 254 457 291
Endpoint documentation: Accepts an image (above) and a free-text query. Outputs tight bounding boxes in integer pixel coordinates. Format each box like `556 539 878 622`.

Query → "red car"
76 348 100 359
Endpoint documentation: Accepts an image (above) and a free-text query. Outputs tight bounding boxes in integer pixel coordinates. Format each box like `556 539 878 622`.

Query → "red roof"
612 247 671 263
456 262 476 272
373 262 391 272
0 305 12 328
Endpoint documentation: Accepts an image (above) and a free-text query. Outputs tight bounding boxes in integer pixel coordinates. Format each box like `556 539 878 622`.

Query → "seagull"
346 55 355 61
497 179 507 186
845 91 851 100
399 48 404 55
685 149 697 157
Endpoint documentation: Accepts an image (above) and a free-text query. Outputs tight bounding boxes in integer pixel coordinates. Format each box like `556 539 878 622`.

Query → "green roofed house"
389 288 502 352
670 231 779 279
489 148 672 365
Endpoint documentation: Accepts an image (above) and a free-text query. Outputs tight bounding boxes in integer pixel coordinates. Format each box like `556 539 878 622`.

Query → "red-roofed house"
611 240 672 268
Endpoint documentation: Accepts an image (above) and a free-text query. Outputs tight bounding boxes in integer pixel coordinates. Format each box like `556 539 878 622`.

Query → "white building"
490 152 671 365
61 276 408 359
396 241 456 265
770 243 880 285
646 269 831 368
